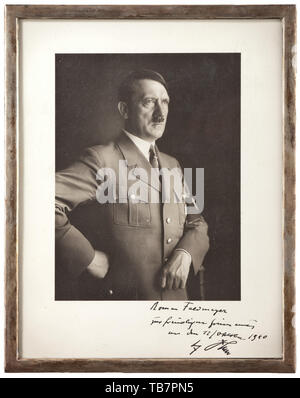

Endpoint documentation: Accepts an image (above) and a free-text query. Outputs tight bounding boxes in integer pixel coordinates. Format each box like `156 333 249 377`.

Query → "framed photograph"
5 5 296 372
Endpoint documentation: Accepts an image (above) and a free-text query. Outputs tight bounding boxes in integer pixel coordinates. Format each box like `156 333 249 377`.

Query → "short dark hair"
118 69 168 103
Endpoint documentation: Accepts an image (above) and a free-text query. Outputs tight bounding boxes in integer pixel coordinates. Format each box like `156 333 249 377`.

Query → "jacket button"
166 217 171 224
108 289 114 296
164 257 168 263
167 238 172 244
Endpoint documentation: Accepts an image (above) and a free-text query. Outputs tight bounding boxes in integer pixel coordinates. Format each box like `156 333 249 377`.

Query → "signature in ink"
204 339 238 355
189 340 202 355
189 339 238 356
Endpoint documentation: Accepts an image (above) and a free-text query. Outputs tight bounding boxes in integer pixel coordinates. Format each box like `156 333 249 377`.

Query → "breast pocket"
113 192 151 227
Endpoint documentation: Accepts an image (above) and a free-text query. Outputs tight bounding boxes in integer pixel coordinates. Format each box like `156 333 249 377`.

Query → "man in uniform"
55 69 209 300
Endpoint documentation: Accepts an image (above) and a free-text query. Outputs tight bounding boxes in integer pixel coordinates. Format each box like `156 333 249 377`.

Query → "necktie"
149 145 160 169
149 145 163 201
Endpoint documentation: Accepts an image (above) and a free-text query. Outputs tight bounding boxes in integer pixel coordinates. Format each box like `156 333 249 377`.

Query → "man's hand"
86 250 109 279
161 250 192 290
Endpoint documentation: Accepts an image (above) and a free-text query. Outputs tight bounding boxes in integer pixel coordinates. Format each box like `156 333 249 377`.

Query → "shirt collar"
123 129 155 161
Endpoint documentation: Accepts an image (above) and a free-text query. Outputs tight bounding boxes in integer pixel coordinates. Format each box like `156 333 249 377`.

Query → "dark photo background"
56 53 240 300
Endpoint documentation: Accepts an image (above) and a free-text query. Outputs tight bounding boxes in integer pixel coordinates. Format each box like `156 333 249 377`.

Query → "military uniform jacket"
55 133 209 300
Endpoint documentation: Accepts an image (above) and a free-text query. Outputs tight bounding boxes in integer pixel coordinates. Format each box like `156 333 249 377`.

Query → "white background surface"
19 18 283 359
0 0 299 378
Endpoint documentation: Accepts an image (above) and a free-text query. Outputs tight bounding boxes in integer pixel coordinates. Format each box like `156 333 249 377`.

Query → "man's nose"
153 102 165 121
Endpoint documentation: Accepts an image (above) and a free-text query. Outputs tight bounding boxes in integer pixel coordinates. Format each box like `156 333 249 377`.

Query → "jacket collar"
116 132 178 195
116 132 160 191
116 132 173 169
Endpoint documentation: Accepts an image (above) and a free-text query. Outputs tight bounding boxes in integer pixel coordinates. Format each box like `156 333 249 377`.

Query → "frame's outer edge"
1 4 295 19
282 5 296 373
5 6 18 372
4 4 296 373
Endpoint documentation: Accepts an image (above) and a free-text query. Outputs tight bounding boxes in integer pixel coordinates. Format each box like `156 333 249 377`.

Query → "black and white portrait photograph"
55 53 240 301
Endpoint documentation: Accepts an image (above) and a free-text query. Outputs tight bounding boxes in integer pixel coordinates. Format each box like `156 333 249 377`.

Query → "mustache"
152 116 165 123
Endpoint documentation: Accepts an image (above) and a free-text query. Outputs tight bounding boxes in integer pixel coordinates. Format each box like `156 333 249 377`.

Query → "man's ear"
118 101 129 120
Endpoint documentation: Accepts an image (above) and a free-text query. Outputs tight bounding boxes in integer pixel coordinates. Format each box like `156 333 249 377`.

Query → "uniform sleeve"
55 147 100 278
174 160 210 274
176 214 209 274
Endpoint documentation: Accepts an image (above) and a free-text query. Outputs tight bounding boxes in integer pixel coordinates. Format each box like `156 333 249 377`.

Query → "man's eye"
143 98 155 106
